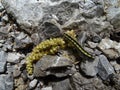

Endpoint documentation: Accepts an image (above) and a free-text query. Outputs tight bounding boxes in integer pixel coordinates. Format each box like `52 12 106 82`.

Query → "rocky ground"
1 0 120 90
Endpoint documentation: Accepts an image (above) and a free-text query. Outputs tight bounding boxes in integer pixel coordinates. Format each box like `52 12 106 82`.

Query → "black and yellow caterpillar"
63 33 94 60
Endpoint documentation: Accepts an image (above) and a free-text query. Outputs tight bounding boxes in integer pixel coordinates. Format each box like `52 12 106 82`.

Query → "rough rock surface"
0 74 13 90
97 55 115 80
98 38 120 59
7 52 24 63
70 72 114 90
1 0 120 90
1 0 106 34
80 56 99 77
29 79 38 89
33 55 75 77
52 79 71 90
0 51 7 73
1 0 81 33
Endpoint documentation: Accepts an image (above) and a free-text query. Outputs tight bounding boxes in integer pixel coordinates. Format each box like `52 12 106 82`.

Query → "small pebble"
1 14 9 22
29 79 38 89
87 41 98 48
92 35 101 43
13 69 21 78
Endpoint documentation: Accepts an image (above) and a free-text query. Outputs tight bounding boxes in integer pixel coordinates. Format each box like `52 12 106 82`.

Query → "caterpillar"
63 33 94 60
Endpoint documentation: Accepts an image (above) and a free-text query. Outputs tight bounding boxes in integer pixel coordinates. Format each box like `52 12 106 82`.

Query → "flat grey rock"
97 55 115 80
0 51 7 73
33 55 75 77
52 79 71 90
29 79 38 89
87 17 113 33
107 7 120 29
98 38 120 59
7 52 23 63
0 74 13 90
70 72 112 90
80 56 99 77
14 32 33 50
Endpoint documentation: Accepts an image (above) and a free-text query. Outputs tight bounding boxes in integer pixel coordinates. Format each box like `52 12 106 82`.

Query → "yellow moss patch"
26 38 65 74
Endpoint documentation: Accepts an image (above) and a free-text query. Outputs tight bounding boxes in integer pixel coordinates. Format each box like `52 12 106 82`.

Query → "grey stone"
62 17 87 30
84 0 95 9
113 64 120 73
21 70 28 82
70 72 112 90
14 77 27 90
92 35 101 43
0 24 9 34
1 0 81 34
77 31 88 45
31 33 41 45
0 51 7 73
27 74 34 80
1 14 9 22
104 0 120 9
29 79 38 89
97 55 115 80
98 38 120 59
0 43 2 47
0 73 13 90
7 52 23 63
16 32 27 40
80 56 99 76
81 0 104 18
87 41 98 48
0 40 5 43
87 17 113 33
2 0 44 33
6 63 14 73
3 39 13 50
110 61 117 66
2 0 106 34
0 22 4 27
33 54 75 77
106 7 120 29
13 69 21 78
14 33 33 49
94 49 102 55
105 0 120 29
92 0 104 5
82 5 104 18
52 79 72 90
41 87 52 90
21 35 32 44
0 2 4 11
38 20 62 40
